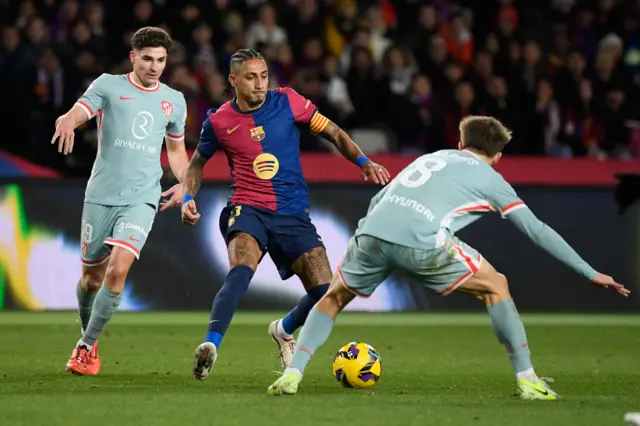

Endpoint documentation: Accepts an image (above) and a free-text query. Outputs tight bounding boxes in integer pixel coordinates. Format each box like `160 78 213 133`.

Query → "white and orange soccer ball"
332 342 382 389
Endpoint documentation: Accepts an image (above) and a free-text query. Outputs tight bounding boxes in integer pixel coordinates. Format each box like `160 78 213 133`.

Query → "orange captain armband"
309 111 330 135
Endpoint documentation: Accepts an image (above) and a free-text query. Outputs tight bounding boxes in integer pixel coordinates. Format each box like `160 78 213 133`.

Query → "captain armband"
309 112 330 135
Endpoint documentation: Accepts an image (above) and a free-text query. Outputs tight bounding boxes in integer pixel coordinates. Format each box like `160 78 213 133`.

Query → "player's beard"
247 95 265 108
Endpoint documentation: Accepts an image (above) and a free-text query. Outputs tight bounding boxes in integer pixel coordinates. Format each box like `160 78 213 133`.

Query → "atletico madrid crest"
161 100 173 118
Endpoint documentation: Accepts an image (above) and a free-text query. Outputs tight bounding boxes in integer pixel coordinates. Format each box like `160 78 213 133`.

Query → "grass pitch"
0 312 638 426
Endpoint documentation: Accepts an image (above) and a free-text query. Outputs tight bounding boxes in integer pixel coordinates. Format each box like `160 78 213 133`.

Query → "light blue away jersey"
357 150 598 280
75 73 187 207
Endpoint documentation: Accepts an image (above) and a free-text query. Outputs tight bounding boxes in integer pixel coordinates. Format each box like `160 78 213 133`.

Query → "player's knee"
80 269 103 294
324 284 351 311
481 273 511 303
492 273 510 296
104 261 130 286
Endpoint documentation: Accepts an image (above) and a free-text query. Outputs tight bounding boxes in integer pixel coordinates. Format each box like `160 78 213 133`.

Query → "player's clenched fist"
181 195 201 225
51 114 76 155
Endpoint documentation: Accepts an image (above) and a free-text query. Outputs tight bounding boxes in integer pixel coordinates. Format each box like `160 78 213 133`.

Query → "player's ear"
457 141 463 151
129 50 135 65
228 75 236 88
491 152 502 166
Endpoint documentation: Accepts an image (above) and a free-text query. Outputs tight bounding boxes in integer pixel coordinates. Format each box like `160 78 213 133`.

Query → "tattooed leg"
273 248 333 337
193 232 263 379
291 247 334 291
204 233 261 348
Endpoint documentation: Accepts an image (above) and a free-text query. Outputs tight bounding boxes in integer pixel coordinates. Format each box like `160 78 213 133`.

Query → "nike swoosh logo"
129 236 140 242
227 125 241 134
534 388 549 396
209 320 219 324
120 96 133 100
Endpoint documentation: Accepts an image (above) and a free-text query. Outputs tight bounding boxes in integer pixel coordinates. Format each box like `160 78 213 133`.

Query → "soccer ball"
332 342 382 388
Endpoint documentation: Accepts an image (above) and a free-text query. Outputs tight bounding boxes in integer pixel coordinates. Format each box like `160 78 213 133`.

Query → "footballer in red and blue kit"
198 87 328 279
198 87 319 216
181 49 390 381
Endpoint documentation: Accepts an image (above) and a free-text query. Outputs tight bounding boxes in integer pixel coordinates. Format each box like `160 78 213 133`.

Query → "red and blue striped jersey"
196 88 329 215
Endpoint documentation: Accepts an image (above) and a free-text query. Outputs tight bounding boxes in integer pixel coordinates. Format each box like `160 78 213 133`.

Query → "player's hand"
592 273 630 297
181 199 201 225
51 115 75 155
361 161 391 185
160 184 184 212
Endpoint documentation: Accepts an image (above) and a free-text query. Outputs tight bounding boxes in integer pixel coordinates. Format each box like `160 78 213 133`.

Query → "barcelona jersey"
196 87 328 215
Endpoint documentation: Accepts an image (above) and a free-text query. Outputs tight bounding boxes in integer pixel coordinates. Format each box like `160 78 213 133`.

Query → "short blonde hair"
459 115 512 156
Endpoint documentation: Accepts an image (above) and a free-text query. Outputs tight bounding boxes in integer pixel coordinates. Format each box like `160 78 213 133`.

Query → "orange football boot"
87 340 101 375
65 341 101 375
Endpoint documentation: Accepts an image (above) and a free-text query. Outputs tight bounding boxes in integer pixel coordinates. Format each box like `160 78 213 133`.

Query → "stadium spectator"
1 0 639 175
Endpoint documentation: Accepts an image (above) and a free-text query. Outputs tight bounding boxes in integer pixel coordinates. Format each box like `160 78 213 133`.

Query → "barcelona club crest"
161 100 173 118
250 126 265 142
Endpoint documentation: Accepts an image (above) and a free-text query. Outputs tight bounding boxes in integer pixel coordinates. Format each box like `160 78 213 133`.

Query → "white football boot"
625 412 640 426
192 342 217 381
268 320 295 368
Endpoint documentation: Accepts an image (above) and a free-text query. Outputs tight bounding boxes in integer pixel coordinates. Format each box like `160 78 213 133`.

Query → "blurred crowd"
1 0 640 173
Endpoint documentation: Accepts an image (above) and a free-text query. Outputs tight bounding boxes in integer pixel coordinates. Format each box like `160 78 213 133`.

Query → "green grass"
0 312 638 426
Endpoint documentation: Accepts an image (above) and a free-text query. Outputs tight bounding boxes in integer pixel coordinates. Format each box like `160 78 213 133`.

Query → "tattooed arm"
181 112 218 224
183 151 208 198
314 119 365 165
310 113 391 184
180 151 209 225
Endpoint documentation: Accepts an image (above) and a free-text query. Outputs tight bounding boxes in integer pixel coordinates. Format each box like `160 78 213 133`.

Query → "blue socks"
205 265 254 348
281 284 329 335
487 299 533 373
204 271 327 350
286 308 335 373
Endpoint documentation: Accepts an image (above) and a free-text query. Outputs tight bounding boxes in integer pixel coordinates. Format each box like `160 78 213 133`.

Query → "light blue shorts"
338 234 483 297
80 202 156 266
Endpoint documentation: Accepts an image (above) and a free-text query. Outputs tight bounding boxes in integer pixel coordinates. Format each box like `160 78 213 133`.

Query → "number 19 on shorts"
81 220 94 244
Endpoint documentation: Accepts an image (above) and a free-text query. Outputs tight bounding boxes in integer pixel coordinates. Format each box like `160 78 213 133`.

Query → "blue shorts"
219 204 325 280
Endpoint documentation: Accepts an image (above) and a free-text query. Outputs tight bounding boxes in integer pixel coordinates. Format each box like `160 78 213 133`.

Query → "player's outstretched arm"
51 105 91 155
506 207 630 297
315 119 391 185
52 73 109 155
